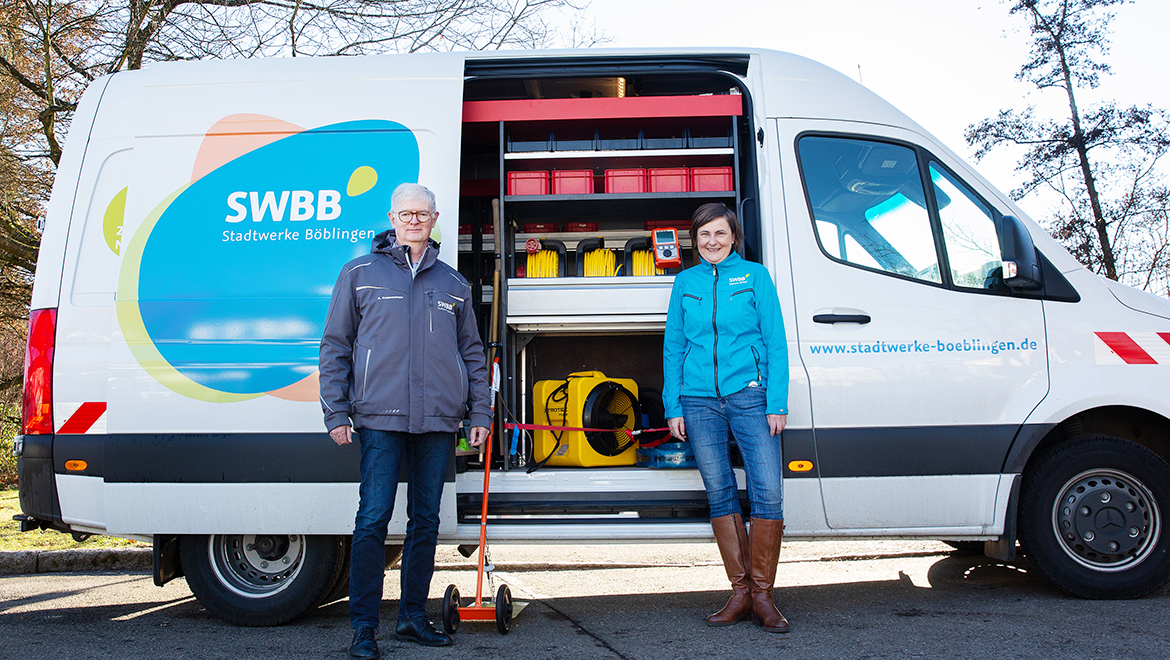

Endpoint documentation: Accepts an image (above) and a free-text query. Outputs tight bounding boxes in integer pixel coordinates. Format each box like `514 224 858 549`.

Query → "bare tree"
0 0 599 426
965 0 1170 293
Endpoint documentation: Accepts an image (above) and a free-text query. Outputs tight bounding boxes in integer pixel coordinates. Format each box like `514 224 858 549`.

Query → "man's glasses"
396 210 433 223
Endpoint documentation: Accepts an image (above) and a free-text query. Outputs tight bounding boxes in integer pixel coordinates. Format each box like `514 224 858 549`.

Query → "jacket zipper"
362 348 371 401
427 291 434 332
711 263 721 397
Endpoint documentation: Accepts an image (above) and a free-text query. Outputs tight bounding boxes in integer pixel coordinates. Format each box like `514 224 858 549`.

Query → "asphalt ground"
2 540 1169 659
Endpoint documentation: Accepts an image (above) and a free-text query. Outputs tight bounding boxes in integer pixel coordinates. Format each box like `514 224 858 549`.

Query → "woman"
662 203 790 633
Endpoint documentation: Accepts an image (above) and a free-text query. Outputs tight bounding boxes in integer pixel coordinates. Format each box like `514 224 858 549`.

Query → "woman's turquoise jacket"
662 250 789 419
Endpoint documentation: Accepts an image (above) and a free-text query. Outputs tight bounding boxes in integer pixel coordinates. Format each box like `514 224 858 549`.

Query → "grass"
0 489 148 552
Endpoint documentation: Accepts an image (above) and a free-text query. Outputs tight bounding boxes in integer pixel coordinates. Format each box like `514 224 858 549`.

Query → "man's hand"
330 425 353 446
668 417 687 441
767 414 787 437
468 426 490 447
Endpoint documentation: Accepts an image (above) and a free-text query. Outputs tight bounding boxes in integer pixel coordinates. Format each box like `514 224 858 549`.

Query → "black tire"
442 584 461 634
495 584 513 634
322 542 403 606
321 536 352 605
1019 435 1170 599
384 543 404 569
181 534 346 626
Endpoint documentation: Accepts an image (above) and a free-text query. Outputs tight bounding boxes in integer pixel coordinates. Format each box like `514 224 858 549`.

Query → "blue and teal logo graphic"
117 118 420 402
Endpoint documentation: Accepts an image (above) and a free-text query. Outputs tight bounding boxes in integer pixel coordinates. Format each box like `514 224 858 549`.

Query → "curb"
0 548 151 575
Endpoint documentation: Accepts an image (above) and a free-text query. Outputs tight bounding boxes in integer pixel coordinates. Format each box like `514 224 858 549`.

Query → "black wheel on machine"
442 584 461 634
1019 435 1170 599
180 533 346 626
495 584 513 634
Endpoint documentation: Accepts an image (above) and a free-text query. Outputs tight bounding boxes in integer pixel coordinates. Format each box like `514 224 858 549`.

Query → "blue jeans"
349 429 451 630
681 386 784 521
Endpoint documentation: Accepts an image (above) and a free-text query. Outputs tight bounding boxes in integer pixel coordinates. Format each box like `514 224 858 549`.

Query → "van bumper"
15 434 67 532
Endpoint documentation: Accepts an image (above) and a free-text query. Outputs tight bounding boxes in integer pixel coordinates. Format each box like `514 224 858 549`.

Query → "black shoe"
395 617 453 647
349 626 380 659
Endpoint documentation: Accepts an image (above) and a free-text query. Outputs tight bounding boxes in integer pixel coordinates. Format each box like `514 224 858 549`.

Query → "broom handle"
475 358 500 607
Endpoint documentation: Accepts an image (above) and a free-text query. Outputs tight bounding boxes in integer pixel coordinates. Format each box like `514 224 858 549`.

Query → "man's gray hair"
391 183 436 212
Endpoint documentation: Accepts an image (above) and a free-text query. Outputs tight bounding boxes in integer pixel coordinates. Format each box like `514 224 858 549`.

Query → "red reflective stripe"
1160 332 1170 347
58 402 107 434
1096 332 1158 365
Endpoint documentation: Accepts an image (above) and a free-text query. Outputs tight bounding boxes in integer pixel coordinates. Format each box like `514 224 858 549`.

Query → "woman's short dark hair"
690 203 743 257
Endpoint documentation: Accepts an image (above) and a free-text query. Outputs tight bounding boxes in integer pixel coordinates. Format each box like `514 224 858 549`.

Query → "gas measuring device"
651 228 682 269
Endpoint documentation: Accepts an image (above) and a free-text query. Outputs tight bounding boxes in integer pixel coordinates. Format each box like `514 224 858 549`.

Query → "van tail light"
22 308 56 435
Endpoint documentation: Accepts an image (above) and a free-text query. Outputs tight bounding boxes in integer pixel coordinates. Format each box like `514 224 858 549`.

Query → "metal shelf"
459 230 693 253
505 191 733 203
505 148 733 160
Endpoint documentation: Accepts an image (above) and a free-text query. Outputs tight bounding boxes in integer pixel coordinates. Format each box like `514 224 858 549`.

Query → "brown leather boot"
706 513 752 626
748 518 790 633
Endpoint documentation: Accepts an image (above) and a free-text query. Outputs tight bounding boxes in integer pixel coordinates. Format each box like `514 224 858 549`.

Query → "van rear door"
777 119 1048 532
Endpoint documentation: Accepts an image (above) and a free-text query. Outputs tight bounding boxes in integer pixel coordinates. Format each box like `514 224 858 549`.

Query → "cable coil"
583 248 618 277
631 249 665 276
526 249 559 278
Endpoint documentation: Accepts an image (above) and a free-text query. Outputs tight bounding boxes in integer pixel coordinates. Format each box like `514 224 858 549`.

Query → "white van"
16 48 1170 625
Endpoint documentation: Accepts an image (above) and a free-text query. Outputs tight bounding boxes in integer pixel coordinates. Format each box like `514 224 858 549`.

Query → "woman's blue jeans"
681 386 784 521
349 429 451 630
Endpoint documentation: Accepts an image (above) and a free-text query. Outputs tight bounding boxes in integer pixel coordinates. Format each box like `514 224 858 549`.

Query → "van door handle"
813 314 871 324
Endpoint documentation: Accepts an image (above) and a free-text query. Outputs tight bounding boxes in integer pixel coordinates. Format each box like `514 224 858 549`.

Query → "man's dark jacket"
319 230 492 433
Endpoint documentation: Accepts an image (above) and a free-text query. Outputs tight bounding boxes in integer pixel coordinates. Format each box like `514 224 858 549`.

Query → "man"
319 182 491 659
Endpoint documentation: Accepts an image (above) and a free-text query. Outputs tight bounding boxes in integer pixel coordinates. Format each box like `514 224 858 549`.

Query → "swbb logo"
225 190 342 223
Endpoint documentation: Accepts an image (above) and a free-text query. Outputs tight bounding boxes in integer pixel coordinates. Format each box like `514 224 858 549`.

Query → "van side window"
930 163 1002 290
797 136 941 284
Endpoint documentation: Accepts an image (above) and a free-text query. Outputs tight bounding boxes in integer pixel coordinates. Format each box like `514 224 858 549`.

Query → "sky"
584 0 1170 220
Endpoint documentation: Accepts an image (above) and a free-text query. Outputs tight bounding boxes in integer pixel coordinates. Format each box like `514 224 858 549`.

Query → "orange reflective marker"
64 460 88 471
787 460 813 472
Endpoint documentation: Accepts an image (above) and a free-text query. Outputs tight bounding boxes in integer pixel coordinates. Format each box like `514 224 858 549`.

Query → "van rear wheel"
181 534 345 626
1019 436 1170 599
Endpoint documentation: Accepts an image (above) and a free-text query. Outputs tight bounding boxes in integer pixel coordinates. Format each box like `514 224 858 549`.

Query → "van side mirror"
999 215 1043 290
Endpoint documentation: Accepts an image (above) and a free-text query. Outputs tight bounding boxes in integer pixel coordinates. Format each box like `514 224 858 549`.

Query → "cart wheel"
442 584 460 634
494 584 513 634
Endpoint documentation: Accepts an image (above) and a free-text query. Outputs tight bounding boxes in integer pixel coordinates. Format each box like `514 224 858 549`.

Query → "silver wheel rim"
1051 468 1160 572
208 534 305 598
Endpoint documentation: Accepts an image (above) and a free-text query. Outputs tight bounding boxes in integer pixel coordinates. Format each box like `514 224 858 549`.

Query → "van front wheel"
1019 436 1170 599
181 534 346 626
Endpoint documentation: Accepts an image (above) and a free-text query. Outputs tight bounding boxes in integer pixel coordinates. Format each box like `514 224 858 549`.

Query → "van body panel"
32 75 113 310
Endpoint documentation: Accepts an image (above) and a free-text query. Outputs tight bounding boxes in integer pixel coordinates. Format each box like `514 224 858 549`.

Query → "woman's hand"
767 414 787 437
668 417 687 441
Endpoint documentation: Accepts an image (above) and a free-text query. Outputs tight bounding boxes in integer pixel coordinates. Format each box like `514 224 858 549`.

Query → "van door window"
797 136 941 284
929 163 1002 290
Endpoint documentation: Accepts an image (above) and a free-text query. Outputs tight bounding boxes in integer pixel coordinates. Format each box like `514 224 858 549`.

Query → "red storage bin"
648 168 690 193
522 222 559 233
508 171 549 195
604 168 647 193
644 220 692 231
564 222 599 232
552 169 595 194
690 166 734 192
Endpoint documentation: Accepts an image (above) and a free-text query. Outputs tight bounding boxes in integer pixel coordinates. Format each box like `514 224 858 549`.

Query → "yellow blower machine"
532 371 640 467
